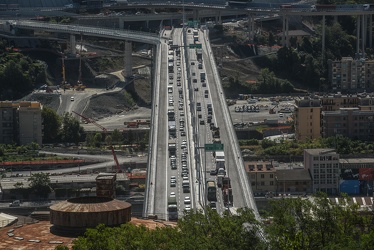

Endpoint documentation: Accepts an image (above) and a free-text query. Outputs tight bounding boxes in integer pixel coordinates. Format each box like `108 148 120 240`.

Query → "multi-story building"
246 161 276 195
0 101 43 145
328 57 374 92
245 161 312 195
304 149 340 195
321 108 374 141
320 93 359 111
294 93 374 141
294 97 322 140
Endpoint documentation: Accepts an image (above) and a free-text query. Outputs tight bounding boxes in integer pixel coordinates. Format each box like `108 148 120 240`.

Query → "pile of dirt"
20 93 60 111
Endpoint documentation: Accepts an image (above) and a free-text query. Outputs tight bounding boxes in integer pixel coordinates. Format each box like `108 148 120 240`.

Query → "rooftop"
276 169 312 181
0 216 176 250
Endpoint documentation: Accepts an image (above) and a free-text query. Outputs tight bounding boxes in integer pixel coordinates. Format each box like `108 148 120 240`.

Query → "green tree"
28 172 52 197
111 129 122 144
42 107 61 143
72 208 266 249
60 112 85 144
94 133 103 148
268 32 276 46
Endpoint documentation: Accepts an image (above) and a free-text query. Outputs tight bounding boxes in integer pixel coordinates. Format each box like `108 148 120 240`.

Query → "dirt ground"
27 25 265 120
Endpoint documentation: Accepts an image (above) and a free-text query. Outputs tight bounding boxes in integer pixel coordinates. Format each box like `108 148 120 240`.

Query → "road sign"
205 143 224 151
189 44 202 49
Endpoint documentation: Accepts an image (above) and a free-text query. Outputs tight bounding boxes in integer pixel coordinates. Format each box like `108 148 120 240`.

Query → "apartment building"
294 93 374 141
0 101 43 145
245 161 312 195
328 57 374 92
321 108 374 141
246 161 276 195
304 149 340 195
320 93 359 111
294 97 322 140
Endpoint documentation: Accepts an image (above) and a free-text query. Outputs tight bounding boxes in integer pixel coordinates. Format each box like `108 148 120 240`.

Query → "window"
261 182 265 186
261 174 264 179
270 174 273 178
270 181 274 185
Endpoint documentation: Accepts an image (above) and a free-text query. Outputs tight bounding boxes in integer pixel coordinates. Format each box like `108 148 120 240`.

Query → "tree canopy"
69 194 374 250
28 172 52 197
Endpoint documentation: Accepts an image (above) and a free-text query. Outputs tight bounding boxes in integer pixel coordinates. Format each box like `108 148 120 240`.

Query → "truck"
182 180 190 193
168 196 178 220
126 121 139 128
216 151 225 170
200 72 206 82
223 188 233 206
196 49 203 61
215 151 225 160
311 4 336 11
168 139 176 156
207 181 217 201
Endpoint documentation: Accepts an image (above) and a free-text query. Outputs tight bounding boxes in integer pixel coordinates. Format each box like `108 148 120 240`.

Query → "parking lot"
229 99 295 126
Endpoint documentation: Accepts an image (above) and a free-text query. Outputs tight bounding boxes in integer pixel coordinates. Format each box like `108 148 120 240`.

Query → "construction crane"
72 111 122 173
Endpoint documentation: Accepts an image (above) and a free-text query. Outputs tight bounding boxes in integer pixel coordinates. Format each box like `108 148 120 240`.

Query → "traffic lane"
153 40 170 220
202 38 247 209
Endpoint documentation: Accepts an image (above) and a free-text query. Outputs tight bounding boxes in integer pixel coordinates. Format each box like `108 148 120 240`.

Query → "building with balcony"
304 149 340 195
0 101 42 145
294 97 321 140
328 57 374 92
321 108 374 141
245 161 312 196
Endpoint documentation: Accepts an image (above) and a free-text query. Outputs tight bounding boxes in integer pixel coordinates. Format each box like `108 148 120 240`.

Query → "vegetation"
69 194 374 250
28 172 52 197
72 208 265 250
0 40 47 100
240 134 374 156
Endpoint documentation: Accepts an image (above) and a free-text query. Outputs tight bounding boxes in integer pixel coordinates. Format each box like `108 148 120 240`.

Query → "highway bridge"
3 1 374 222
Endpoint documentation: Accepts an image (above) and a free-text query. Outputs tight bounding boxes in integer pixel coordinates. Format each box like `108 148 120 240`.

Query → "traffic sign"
189 44 202 49
205 143 224 151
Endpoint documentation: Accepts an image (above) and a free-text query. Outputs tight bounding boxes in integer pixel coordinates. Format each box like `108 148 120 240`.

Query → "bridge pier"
216 11 222 25
370 15 373 48
119 17 124 30
322 15 325 60
356 15 360 57
193 9 199 21
248 13 255 42
281 15 289 47
124 41 133 78
69 34 76 55
362 14 366 58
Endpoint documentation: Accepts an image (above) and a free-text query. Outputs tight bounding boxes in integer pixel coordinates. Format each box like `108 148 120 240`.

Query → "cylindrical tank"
50 196 131 231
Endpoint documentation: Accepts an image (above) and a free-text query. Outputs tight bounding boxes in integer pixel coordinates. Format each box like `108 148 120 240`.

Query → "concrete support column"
356 15 360 57
125 41 132 78
322 15 326 60
119 17 124 29
146 20 149 29
282 15 286 46
248 13 254 42
193 9 199 21
370 15 373 48
286 16 289 47
217 11 222 25
362 14 366 58
70 34 76 55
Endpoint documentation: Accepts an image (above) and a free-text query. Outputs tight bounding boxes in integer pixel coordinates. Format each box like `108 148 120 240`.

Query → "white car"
184 197 191 204
70 96 74 101
170 192 176 197
185 204 191 211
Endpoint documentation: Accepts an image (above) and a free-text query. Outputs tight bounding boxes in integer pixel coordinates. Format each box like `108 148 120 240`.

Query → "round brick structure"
50 196 131 234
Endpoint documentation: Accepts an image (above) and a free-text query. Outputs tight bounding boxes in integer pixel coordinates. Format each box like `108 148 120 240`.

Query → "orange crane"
72 111 122 173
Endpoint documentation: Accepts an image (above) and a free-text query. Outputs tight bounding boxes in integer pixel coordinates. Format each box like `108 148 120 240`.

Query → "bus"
207 181 217 201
